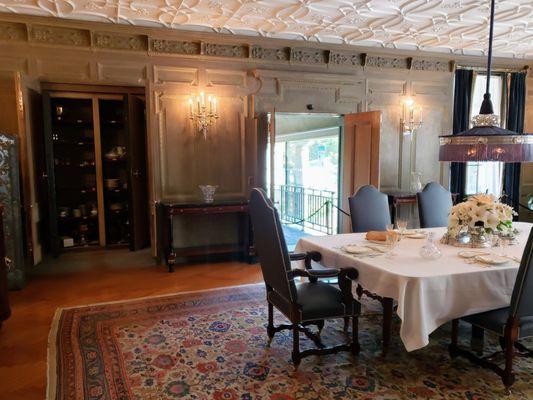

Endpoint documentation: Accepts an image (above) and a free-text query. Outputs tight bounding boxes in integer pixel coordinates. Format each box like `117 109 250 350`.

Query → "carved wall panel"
156 93 249 201
250 46 290 62
206 69 247 89
0 56 27 73
153 66 199 85
35 58 91 81
367 78 405 189
411 58 453 73
93 32 148 51
96 62 147 85
364 54 409 70
0 21 27 41
203 43 248 58
29 25 90 47
290 48 329 65
329 51 362 68
149 39 200 55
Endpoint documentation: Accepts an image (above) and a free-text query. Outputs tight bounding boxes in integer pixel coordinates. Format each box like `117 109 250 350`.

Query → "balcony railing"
275 184 337 235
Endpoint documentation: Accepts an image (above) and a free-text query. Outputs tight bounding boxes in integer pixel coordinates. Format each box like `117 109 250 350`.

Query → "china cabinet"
42 88 149 254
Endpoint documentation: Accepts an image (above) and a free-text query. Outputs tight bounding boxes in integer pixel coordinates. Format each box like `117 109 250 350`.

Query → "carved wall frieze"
250 45 290 62
0 19 461 73
203 43 248 58
363 54 409 70
290 48 329 65
149 39 200 55
29 25 90 47
329 51 362 67
93 32 148 51
0 21 26 41
411 58 453 72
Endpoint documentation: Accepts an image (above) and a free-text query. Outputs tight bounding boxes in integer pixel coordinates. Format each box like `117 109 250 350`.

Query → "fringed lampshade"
438 0 533 163
439 124 533 163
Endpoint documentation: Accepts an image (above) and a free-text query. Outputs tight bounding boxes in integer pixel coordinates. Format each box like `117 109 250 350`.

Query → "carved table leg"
382 297 394 356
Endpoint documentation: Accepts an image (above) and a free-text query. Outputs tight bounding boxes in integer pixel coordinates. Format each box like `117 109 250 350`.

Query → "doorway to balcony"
266 113 342 249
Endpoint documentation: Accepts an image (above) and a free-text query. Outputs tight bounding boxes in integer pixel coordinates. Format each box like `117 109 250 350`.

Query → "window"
464 74 505 196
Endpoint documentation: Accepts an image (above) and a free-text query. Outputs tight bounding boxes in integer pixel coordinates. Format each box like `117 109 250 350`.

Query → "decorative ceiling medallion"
0 0 532 59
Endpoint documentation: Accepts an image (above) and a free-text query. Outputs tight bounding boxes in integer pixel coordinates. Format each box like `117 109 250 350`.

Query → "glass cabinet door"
51 97 100 249
98 98 131 246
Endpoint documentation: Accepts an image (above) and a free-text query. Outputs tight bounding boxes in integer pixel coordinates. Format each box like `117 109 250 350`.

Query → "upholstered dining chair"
417 182 453 228
449 227 533 390
348 185 391 233
249 188 361 366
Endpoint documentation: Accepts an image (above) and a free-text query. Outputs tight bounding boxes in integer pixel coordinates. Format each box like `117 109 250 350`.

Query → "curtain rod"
456 65 529 73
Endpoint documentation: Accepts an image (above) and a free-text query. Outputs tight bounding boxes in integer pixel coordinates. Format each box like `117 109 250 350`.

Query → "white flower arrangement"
447 194 516 237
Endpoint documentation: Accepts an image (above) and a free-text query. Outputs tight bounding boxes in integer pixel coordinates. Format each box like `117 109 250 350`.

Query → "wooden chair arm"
289 251 322 271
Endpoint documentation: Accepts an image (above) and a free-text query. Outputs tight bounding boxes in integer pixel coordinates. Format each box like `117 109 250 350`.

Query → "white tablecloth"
294 222 532 352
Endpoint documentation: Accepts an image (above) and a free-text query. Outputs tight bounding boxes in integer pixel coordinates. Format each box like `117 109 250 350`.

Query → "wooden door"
255 112 270 191
41 92 61 254
341 111 381 232
127 94 149 250
22 78 47 261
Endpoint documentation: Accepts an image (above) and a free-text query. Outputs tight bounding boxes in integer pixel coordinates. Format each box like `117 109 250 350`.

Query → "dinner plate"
405 233 427 239
475 254 510 266
458 250 490 259
363 244 389 253
341 244 372 255
365 239 388 245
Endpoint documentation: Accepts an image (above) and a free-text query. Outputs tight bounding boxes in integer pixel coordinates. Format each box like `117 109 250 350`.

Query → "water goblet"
385 231 400 257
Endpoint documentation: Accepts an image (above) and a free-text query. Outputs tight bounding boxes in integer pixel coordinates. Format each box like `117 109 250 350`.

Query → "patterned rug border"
46 282 263 400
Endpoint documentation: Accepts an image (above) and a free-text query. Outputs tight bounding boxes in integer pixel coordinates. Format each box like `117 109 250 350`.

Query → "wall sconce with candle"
401 96 423 136
188 92 219 138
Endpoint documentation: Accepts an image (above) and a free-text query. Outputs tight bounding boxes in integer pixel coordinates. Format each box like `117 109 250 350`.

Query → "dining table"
294 222 532 352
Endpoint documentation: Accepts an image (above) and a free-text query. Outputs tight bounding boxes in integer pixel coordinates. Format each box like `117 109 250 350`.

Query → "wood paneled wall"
0 14 531 255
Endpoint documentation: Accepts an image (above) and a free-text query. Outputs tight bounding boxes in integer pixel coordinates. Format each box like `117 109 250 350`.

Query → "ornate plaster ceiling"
1 0 532 59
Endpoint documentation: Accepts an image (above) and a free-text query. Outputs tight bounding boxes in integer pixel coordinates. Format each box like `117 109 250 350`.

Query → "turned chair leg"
502 329 516 389
351 316 360 355
267 302 275 339
292 324 301 367
343 317 350 331
316 320 325 334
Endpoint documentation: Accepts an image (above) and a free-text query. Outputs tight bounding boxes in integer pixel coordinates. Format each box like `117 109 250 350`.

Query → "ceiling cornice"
0 12 530 72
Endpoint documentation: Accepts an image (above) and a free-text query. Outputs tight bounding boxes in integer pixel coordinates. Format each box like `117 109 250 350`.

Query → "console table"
156 200 253 272
385 191 459 224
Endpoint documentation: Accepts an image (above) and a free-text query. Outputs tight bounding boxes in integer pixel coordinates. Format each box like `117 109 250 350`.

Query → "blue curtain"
450 69 473 201
504 71 527 214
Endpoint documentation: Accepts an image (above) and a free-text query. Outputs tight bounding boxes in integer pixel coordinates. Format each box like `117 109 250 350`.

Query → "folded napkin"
365 231 388 242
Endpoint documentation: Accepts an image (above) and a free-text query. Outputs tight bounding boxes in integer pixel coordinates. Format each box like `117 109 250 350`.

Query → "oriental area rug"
48 284 533 399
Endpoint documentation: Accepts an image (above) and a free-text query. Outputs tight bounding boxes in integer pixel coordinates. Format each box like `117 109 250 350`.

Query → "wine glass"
499 235 511 257
396 219 408 237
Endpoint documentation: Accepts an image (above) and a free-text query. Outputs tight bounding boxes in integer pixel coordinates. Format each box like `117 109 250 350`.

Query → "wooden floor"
0 249 262 400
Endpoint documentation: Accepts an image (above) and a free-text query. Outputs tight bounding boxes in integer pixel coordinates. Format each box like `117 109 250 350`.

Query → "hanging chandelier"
438 0 533 163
